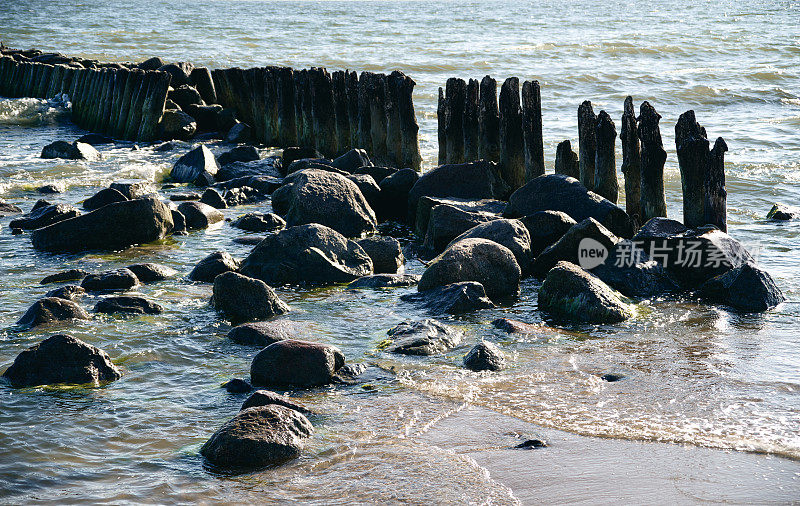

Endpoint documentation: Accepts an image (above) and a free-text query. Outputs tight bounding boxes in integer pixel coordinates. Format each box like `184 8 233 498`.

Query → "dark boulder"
75 133 113 146
109 181 156 200
222 378 253 393
407 160 510 223
538 261 635 324
94 296 164 315
168 84 204 110
215 158 282 182
160 110 197 141
0 199 22 216
699 262 785 312
199 188 227 209
348 274 420 289
232 212 285 233
418 238 521 300
81 268 139 292
239 224 373 286
138 57 167 71
377 168 418 222
40 269 90 284
422 202 500 253
212 272 290 324
590 240 679 298
177 201 224 229
37 184 63 194
285 158 339 176
447 218 533 274
250 339 345 387
532 218 620 278
31 197 174 253
83 188 128 211
353 165 397 185
183 103 223 132
520 210 577 257
631 217 688 242
41 140 101 161
272 169 377 237
241 390 310 414
463 341 505 371
223 186 265 206
492 318 540 334
331 148 371 172
356 236 404 274
1 334 120 387
226 121 252 144
503 174 635 238
400 282 494 314
281 146 322 174
200 405 312 470
10 202 80 230
170 145 218 185
385 319 462 356
227 320 298 346
126 263 178 283
767 203 798 221
414 197 506 240
158 62 193 87
171 209 187 233
216 108 238 133
217 145 260 166
16 297 90 330
45 285 86 301
188 251 240 282
346 174 381 212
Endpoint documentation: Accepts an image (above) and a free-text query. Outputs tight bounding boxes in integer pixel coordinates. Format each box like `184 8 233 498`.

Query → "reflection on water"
1 0 800 502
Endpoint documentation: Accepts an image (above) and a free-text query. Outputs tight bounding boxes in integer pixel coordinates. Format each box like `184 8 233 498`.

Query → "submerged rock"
200 405 313 470
538 261 635 324
400 281 494 314
31 197 174 253
41 140 101 161
83 188 128 211
699 262 785 312
250 339 345 388
16 297 90 330
232 212 285 233
348 274 420 289
385 319 462 356
520 210 577 257
222 378 253 393
177 201 224 229
590 240 679 298
463 341 506 371
188 251 240 282
227 320 298 347
212 272 290 324
239 224 373 286
81 268 139 292
766 203 797 221
0 199 22 216
356 236 404 274
492 318 540 334
2 334 121 387
126 263 178 283
94 296 164 315
10 202 80 230
45 285 86 301
40 269 90 285
241 390 311 414
418 238 521 301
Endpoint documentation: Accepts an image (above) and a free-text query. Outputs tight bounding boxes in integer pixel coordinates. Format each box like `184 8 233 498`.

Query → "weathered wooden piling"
114 68 137 138
637 101 668 222
264 67 280 146
463 78 480 163
190 67 216 104
357 71 373 154
577 100 597 189
437 87 446 164
345 70 359 150
332 70 350 154
620 96 641 220
243 67 263 141
522 80 545 180
675 110 728 231
295 69 313 148
275 66 297 146
395 71 421 170
123 70 148 140
385 71 403 166
554 140 579 178
443 77 466 164
478 76 500 164
499 77 525 190
310 67 337 157
97 69 115 134
594 110 618 203
368 72 388 161
138 70 170 141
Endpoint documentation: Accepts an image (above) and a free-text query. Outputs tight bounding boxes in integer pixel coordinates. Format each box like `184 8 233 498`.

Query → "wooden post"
554 140 579 178
356 71 373 154
637 101 667 222
108 68 127 136
294 69 313 148
594 110 618 203
85 68 104 132
478 75 500 164
263 66 279 147
705 137 728 232
138 70 170 141
34 64 49 98
59 65 74 96
522 80 544 180
620 96 641 220
444 77 465 164
499 77 525 190
114 68 137 138
97 69 116 134
190 66 217 104
123 70 148 140
463 78 480 163
577 100 596 189
70 69 87 125
310 67 337 157
275 66 296 146
345 70 359 150
437 87 446 164
243 67 264 142
46 64 63 97
396 71 421 170
332 70 350 154
368 72 387 162
19 62 34 97
0 57 10 96
211 69 232 110
385 70 404 166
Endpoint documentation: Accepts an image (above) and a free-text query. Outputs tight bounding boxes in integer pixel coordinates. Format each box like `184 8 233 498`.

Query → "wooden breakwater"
211 67 422 170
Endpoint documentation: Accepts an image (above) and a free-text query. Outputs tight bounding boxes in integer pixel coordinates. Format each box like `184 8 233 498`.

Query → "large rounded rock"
418 238 521 300
239 224 373 286
227 320 297 346
94 296 164 315
356 236 404 274
81 268 139 292
531 218 619 278
504 174 635 238
699 262 785 312
378 168 418 221
385 319 462 356
250 339 345 387
2 334 121 387
109 181 156 200
212 272 290 324
421 202 500 253
41 269 90 284
330 148 371 172
346 174 381 212
188 251 240 282
463 341 505 372
45 285 86 301
232 212 285 233
41 140 101 161
158 62 194 87
590 240 679 298
170 145 218 185
31 197 174 253
241 390 310 414
217 145 260 166
168 84 204 110
16 297 90 330
177 201 224 229
447 219 532 274
160 110 197 141
400 281 494 314
200 405 312 470
10 202 80 230
271 169 377 238
520 210 577 257
126 263 178 283
538 261 635 324
83 188 128 211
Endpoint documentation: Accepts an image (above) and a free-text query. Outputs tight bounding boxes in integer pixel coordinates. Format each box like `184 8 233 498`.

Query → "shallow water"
1 0 800 503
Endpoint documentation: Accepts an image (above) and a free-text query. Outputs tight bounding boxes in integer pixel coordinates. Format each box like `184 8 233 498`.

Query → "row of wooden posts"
437 74 727 232
211 67 422 170
0 57 170 142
